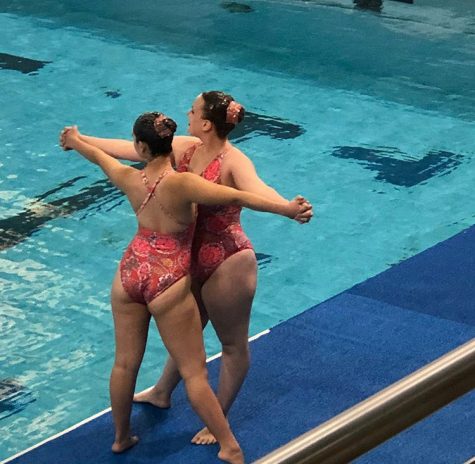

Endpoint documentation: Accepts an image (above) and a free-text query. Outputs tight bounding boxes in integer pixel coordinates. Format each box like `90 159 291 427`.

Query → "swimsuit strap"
141 170 155 193
214 147 229 168
141 170 149 187
178 142 202 172
179 142 230 176
136 169 172 217
200 146 230 183
217 146 230 161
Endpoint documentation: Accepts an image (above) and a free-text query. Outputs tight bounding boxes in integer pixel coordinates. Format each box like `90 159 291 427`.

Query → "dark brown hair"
201 91 245 139
133 112 177 157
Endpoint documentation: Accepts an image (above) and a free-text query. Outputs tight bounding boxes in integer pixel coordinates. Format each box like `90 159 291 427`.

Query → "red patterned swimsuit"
120 170 194 305
177 143 253 284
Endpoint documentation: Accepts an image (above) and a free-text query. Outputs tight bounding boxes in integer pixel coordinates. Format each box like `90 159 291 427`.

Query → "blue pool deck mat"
2 225 475 464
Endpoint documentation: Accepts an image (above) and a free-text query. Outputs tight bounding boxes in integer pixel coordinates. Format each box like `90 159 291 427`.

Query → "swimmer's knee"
221 341 250 360
180 364 208 384
113 357 141 375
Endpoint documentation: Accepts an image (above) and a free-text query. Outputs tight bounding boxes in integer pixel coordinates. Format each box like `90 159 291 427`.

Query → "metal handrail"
254 338 475 464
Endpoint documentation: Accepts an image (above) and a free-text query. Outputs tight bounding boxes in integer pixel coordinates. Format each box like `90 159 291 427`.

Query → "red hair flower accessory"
226 101 242 124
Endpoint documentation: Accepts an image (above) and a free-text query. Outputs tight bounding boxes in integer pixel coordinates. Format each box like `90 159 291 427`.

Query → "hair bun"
163 117 177 134
154 116 176 138
226 101 243 125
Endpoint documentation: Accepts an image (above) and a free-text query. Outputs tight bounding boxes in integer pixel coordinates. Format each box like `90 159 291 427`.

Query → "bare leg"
109 271 151 453
133 280 208 407
139 250 256 447
192 250 256 445
132 362 175 408
148 276 244 464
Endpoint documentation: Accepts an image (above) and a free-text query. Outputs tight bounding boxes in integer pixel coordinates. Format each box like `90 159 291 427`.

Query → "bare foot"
191 427 217 445
218 446 245 464
133 387 171 408
111 435 139 453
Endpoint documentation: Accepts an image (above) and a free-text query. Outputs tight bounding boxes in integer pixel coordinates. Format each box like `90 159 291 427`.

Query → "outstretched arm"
60 127 199 165
60 127 141 161
79 134 140 161
173 172 305 219
230 154 286 201
62 127 135 192
230 152 313 223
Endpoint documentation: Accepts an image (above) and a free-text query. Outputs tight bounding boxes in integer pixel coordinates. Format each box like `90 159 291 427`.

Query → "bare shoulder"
117 165 144 194
172 136 200 162
117 164 142 182
162 171 192 190
224 144 254 170
160 172 199 208
162 170 181 187
173 135 200 151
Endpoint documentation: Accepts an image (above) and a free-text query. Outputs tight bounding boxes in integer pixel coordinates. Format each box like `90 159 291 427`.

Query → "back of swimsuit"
119 170 195 305
177 144 253 285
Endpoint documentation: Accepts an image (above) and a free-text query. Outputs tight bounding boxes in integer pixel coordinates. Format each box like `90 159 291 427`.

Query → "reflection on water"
354 0 383 13
0 52 50 75
353 0 413 13
220 2 254 13
232 111 305 143
0 177 124 251
332 146 464 187
0 379 35 422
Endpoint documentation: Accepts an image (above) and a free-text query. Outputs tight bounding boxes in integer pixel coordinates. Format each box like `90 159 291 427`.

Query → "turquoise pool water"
1 0 474 459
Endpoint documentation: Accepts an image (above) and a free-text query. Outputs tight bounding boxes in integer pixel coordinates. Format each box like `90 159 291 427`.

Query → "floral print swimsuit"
120 170 194 305
177 143 253 285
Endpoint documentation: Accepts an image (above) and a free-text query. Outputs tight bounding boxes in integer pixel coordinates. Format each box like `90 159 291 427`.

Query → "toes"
191 430 217 445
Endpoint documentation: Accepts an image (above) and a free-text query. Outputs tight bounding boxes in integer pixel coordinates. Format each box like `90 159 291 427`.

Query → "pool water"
1 0 474 459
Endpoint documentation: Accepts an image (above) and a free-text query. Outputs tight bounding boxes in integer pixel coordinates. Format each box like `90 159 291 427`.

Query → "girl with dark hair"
61 112 306 463
60 91 312 445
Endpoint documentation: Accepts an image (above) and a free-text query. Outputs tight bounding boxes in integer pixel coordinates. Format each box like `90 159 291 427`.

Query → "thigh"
111 270 151 365
201 249 257 346
148 276 206 378
191 278 209 327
